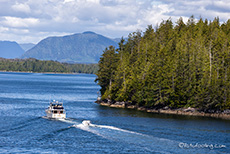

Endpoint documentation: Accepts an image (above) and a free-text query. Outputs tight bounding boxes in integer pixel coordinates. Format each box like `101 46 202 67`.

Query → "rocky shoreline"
95 100 230 120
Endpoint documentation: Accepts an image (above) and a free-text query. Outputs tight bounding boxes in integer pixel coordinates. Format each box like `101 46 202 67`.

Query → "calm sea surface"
0 72 229 154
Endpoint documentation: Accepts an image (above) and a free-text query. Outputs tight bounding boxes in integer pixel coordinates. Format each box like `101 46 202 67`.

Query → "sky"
0 0 230 44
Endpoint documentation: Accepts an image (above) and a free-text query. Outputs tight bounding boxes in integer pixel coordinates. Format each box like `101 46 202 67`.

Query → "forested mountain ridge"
21 31 118 63
0 58 98 74
96 17 230 112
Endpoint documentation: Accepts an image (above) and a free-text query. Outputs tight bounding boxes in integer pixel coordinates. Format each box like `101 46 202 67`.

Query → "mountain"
0 41 25 59
19 43 35 51
113 38 128 44
21 31 118 63
113 38 122 43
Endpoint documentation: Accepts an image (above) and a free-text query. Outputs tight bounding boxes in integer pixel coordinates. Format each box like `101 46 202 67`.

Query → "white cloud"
63 0 74 4
1 16 39 28
161 0 230 21
0 0 230 43
0 26 9 32
11 28 29 34
12 2 31 13
206 1 230 12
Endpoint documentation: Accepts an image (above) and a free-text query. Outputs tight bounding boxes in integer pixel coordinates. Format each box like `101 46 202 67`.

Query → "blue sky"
0 0 230 43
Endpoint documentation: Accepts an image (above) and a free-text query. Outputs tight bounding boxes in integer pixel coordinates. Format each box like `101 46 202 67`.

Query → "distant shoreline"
95 100 230 120
0 58 98 74
0 70 79 75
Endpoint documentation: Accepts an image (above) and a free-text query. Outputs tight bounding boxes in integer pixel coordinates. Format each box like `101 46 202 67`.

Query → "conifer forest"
96 17 230 112
0 58 98 74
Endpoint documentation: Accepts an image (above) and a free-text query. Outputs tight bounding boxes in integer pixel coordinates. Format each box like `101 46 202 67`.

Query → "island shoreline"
95 100 230 120
0 70 80 75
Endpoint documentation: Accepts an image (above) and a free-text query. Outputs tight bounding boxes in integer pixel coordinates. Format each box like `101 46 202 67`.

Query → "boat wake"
58 118 76 124
42 118 179 153
42 116 77 124
76 120 144 136
56 119 178 153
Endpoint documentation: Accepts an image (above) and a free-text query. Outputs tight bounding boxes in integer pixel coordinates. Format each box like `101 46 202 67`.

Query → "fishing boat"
45 100 66 119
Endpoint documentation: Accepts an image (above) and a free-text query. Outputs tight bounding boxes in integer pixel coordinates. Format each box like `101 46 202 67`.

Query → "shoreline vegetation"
0 58 98 74
95 100 230 120
0 70 79 74
95 16 230 120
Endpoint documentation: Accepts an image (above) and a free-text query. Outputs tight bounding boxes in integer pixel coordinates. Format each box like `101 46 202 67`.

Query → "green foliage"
95 46 119 99
96 17 230 111
0 58 98 74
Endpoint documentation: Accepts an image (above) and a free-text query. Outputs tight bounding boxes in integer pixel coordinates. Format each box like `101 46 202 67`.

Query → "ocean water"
0 72 229 154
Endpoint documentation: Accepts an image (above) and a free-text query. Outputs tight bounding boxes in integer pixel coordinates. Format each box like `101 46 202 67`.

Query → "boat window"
60 111 63 113
54 110 57 114
54 107 63 109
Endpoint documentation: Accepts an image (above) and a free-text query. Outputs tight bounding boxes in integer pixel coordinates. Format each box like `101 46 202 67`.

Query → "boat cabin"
45 100 66 119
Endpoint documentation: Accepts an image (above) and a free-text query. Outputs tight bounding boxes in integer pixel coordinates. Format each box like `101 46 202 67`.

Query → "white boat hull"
45 110 66 119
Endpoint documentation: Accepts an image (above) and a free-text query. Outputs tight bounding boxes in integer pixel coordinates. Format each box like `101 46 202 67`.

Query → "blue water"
0 72 229 154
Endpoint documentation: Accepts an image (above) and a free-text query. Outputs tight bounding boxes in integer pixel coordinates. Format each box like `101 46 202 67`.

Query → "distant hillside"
113 38 128 43
113 38 122 43
0 58 98 74
0 41 25 59
19 43 35 51
21 31 118 63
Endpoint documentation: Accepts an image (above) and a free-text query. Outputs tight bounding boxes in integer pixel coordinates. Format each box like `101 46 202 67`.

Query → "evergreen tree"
96 17 230 112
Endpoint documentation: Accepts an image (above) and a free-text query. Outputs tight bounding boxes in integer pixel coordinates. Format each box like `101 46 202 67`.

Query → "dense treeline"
0 58 98 74
96 16 230 112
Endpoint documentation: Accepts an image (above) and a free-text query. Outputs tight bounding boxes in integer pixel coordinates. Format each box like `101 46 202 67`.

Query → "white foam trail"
76 120 145 136
55 119 106 138
73 120 148 139
52 119 178 153
70 120 145 139
91 124 145 136
73 123 107 139
58 118 76 124
74 121 168 153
